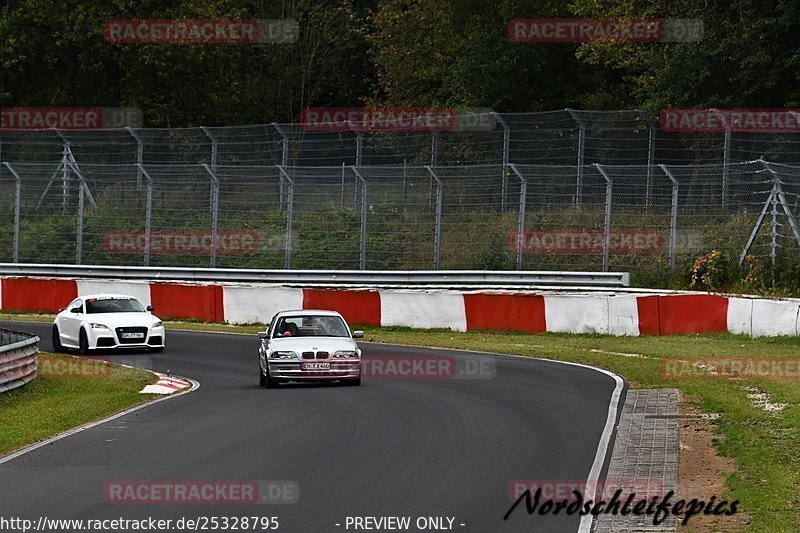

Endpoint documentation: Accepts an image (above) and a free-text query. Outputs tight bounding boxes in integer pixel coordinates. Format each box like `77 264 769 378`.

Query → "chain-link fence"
3 110 800 284
4 110 800 167
2 158 800 285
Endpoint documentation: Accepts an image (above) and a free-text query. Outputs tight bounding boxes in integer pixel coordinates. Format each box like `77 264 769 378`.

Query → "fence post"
277 165 294 268
762 159 800 252
202 164 220 268
4 163 22 263
350 166 368 270
202 127 218 209
722 129 731 206
425 165 443 269
60 135 70 213
126 126 144 205
495 112 511 212
509 164 527 269
659 164 679 276
73 162 85 265
567 109 585 209
637 110 657 209
138 164 154 267
594 163 613 272
272 123 289 212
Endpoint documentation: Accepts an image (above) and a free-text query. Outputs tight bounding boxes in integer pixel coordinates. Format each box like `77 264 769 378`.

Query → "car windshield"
86 297 145 314
273 315 349 338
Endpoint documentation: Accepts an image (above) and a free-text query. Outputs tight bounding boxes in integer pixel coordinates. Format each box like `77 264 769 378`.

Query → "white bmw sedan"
52 294 165 354
258 309 364 388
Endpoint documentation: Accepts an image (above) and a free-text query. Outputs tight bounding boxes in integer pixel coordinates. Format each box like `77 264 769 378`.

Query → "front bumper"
268 360 361 380
92 329 165 349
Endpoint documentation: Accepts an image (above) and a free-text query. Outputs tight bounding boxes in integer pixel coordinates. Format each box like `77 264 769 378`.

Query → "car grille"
96 337 116 347
302 351 329 359
148 336 162 346
115 327 148 344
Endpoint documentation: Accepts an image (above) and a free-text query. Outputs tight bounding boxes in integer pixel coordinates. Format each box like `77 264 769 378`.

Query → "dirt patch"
678 404 750 532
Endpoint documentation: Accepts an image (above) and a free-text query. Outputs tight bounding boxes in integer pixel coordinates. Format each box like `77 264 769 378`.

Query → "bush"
689 250 730 292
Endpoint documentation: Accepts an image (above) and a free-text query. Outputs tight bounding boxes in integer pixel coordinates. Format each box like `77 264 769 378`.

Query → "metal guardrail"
0 263 630 288
0 329 40 394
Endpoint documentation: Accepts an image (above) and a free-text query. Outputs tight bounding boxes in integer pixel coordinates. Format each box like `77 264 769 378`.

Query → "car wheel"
263 365 279 389
150 347 164 353
259 363 267 387
78 328 91 355
51 325 64 353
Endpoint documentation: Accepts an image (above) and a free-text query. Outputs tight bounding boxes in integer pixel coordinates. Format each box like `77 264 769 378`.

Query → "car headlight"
91 323 109 330
152 321 163 328
333 350 357 358
270 351 297 359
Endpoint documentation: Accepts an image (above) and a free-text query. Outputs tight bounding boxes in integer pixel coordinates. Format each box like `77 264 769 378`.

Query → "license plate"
120 332 145 339
302 362 330 370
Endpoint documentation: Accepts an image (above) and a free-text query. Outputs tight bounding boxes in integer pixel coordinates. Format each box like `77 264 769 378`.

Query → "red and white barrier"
2 277 799 337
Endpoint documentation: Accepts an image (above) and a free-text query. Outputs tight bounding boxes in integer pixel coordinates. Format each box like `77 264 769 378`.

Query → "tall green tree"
569 0 800 111
0 0 373 125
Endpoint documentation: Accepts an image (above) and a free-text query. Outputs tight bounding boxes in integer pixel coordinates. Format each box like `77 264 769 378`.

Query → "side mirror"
257 331 269 340
58 307 66 312
70 307 82 314
352 330 364 339
146 305 154 312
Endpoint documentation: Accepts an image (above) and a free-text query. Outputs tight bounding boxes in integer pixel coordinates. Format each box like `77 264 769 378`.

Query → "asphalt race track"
0 322 624 533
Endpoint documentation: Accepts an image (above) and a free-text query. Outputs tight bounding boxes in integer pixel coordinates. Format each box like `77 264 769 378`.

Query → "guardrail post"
424 165 443 269
277 165 294 268
594 164 613 272
495 113 510 211
509 164 528 269
138 164 154 266
202 164 220 268
350 166 368 270
567 109 585 209
659 164 679 276
4 163 22 263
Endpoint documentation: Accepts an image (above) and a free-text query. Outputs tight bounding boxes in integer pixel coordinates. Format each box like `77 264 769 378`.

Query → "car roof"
276 309 344 317
79 294 142 301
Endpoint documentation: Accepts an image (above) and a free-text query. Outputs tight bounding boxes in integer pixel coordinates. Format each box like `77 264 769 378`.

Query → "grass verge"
0 352 158 456
2 313 799 530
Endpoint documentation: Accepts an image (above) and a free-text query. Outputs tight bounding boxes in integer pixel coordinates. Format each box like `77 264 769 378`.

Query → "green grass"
0 353 158 456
